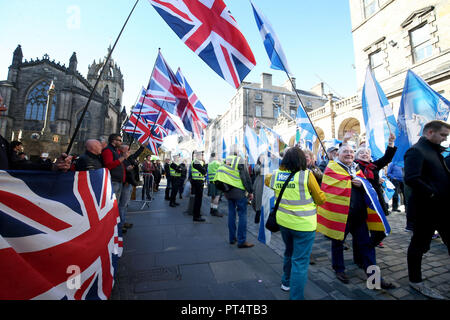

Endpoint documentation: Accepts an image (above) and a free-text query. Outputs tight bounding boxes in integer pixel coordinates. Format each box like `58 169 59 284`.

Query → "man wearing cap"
318 146 338 172
191 151 208 222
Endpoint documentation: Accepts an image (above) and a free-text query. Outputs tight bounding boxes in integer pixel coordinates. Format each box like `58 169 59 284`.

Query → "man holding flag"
404 120 450 300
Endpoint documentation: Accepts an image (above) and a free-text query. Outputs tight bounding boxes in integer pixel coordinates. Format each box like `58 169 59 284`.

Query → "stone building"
0 45 127 160
204 73 330 158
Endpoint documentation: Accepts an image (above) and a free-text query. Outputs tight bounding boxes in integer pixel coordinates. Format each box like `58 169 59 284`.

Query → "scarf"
355 160 377 180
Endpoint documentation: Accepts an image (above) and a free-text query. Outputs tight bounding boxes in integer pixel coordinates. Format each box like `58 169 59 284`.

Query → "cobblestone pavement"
217 196 450 300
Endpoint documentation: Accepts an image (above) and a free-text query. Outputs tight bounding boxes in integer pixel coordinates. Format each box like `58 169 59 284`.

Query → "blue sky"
0 0 357 119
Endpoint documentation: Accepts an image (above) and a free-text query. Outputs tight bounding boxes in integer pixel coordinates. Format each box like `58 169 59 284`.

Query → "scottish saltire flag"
244 124 259 165
362 66 398 160
250 0 292 75
222 138 227 160
132 88 186 136
147 51 188 114
296 103 317 145
258 127 270 157
123 113 168 155
258 184 275 245
355 176 391 236
393 70 450 167
0 169 121 300
149 0 256 88
176 68 210 129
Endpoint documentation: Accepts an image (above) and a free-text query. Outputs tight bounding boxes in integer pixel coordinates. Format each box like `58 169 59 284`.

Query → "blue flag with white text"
393 70 450 167
362 66 398 160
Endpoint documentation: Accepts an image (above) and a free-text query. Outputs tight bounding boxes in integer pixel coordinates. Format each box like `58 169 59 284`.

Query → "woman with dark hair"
264 147 326 300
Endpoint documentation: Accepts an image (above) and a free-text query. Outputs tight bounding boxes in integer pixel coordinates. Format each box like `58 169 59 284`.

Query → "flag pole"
66 0 140 155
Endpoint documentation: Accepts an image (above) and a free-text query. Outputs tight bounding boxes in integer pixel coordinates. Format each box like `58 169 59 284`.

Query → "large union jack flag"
0 169 122 300
132 87 186 136
149 0 256 88
123 113 168 155
147 50 188 114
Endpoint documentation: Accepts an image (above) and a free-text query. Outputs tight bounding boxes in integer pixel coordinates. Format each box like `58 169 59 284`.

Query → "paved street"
111 179 449 300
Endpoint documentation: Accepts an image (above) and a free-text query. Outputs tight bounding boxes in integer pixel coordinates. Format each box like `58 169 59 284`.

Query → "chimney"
262 73 272 89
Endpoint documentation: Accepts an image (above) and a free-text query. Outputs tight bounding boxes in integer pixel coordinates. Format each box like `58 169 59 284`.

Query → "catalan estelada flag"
317 161 390 240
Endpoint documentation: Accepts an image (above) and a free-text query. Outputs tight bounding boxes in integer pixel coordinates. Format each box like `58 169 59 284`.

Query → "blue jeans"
227 197 248 245
118 183 133 227
112 181 123 228
280 226 315 300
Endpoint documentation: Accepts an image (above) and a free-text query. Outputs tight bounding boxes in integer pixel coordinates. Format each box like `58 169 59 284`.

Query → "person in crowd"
215 144 254 248
303 149 323 186
0 97 10 170
75 139 103 171
164 158 172 201
39 152 52 167
153 159 162 192
190 151 208 222
317 144 394 290
179 160 188 200
142 155 154 201
387 162 404 213
318 146 338 172
117 142 147 233
101 133 130 213
207 152 223 217
169 154 183 208
265 147 326 300
353 133 397 252
404 120 450 300
251 154 265 224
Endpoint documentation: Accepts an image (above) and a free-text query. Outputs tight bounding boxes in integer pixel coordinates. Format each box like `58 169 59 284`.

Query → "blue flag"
393 70 450 167
244 125 259 165
222 138 227 160
250 0 292 75
362 66 398 160
296 103 317 145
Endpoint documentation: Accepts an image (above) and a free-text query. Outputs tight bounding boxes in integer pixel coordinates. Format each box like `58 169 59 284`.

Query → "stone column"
328 93 336 139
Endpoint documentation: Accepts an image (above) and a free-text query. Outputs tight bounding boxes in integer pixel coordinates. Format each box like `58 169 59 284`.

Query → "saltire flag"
176 68 210 129
123 113 168 155
296 103 317 145
244 124 258 165
362 66 398 160
250 0 292 75
149 0 256 88
146 50 188 115
175 68 206 142
393 70 450 167
132 88 186 136
222 138 227 160
0 168 121 300
258 184 275 245
355 176 391 236
379 170 395 203
258 127 270 158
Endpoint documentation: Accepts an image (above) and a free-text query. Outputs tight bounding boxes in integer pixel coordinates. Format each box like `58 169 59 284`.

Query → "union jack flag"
123 113 168 155
149 0 256 88
0 169 121 300
132 88 186 136
147 50 188 114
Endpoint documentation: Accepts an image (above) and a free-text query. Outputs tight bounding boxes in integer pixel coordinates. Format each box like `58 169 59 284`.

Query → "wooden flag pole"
66 0 140 155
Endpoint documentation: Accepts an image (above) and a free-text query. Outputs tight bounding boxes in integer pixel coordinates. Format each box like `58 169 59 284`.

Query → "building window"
25 81 56 121
290 108 297 119
76 111 91 143
363 0 379 18
369 50 385 79
255 105 262 117
254 93 262 101
290 97 297 105
273 96 280 103
273 105 280 118
410 24 432 63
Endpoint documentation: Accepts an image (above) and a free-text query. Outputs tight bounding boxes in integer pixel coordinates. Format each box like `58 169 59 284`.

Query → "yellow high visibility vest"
207 160 220 182
191 160 205 181
215 156 245 190
170 163 181 178
269 169 317 231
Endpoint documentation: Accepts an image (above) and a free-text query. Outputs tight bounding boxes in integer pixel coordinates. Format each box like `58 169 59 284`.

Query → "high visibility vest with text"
215 156 245 190
269 169 317 231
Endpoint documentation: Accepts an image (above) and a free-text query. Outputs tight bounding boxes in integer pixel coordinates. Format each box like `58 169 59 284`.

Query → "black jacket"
123 146 145 186
0 135 10 170
404 137 450 219
75 151 103 171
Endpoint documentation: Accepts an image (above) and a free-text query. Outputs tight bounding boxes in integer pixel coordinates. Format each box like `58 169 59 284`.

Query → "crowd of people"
1 102 449 300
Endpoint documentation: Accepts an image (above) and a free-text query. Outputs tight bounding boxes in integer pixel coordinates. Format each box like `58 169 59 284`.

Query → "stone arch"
337 117 360 142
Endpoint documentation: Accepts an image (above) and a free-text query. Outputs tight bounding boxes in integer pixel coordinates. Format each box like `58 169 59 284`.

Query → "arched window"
25 81 56 121
76 111 91 143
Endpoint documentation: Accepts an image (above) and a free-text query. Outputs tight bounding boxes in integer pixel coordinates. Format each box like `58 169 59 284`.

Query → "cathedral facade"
0 45 127 160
